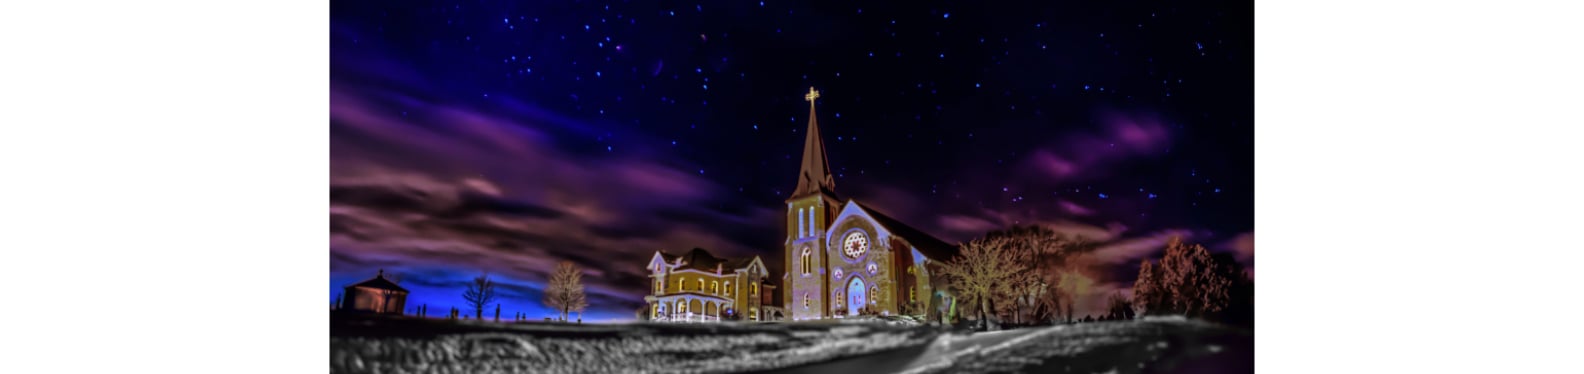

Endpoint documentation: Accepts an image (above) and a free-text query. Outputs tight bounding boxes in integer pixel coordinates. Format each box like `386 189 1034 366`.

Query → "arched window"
654 280 662 293
798 208 806 238
677 300 687 314
752 283 759 296
711 281 719 294
869 286 878 305
697 278 705 292
801 248 811 275
725 281 733 297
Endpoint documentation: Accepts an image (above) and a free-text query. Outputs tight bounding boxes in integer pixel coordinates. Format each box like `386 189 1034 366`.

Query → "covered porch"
646 293 733 322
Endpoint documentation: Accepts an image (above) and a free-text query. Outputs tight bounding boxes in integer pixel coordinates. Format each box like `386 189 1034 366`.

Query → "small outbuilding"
340 269 408 314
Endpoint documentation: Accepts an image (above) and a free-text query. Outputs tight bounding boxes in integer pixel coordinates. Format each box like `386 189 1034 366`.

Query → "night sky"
330 0 1252 321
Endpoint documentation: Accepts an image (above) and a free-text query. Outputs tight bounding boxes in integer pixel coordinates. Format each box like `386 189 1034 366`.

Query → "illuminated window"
808 207 816 235
801 248 811 275
697 278 704 291
752 283 759 296
751 308 759 321
909 288 915 303
678 300 687 314
712 281 719 294
798 208 805 237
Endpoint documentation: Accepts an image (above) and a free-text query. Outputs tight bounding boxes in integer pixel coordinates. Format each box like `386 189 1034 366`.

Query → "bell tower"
785 87 841 320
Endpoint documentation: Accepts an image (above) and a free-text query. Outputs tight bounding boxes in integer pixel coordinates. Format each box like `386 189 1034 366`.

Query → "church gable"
828 201 892 258
850 201 958 263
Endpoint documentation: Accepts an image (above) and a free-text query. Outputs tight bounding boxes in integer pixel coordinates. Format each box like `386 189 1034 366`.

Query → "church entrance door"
846 277 866 316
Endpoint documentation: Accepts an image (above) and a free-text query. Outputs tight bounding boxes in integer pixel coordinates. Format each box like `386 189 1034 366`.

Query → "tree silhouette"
463 274 497 320
1132 259 1164 316
938 236 1035 330
1106 292 1134 320
1132 237 1248 319
1032 279 1063 324
1207 253 1255 326
984 225 1098 324
543 261 588 321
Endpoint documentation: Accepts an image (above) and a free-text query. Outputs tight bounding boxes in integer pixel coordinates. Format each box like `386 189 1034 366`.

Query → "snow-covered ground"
331 314 1249 374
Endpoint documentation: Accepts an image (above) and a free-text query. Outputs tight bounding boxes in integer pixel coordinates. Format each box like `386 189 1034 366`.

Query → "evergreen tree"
1132 259 1160 315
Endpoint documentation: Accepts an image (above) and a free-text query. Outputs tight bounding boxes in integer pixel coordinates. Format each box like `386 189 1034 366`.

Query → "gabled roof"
660 248 760 273
853 201 959 262
348 270 408 292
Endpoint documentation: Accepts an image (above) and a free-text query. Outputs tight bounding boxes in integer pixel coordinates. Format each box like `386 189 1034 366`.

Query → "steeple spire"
792 87 834 199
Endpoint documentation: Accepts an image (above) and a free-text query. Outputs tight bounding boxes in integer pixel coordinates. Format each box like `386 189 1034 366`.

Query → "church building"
640 87 960 323
782 87 960 320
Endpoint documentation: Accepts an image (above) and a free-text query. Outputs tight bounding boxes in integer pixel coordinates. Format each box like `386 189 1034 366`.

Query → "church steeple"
791 87 835 200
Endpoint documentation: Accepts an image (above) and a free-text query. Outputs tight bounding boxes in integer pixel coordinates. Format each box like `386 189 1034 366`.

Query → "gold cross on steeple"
804 87 820 103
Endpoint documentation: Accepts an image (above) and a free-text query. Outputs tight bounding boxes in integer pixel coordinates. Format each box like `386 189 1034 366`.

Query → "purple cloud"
1024 111 1173 183
330 83 779 319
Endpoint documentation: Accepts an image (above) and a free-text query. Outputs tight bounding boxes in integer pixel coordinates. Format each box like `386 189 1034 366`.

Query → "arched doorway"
846 276 867 316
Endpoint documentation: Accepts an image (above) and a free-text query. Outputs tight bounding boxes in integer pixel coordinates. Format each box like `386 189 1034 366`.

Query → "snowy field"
331 314 1250 374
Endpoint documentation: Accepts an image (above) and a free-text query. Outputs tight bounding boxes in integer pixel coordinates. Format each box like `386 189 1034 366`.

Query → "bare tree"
1137 237 1243 318
543 261 589 321
985 225 1099 325
1105 292 1135 320
938 236 1035 330
463 274 497 320
1031 279 1062 324
1158 237 1229 317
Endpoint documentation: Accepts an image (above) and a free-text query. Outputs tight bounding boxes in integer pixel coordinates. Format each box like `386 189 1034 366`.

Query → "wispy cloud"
1023 111 1173 183
330 82 779 319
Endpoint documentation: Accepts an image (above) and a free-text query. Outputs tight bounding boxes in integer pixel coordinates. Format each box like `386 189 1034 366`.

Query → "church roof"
853 202 960 262
790 88 836 201
347 270 408 292
660 247 756 273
